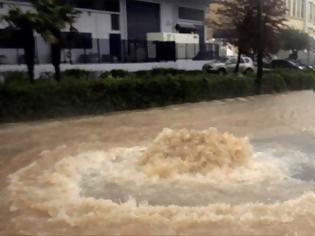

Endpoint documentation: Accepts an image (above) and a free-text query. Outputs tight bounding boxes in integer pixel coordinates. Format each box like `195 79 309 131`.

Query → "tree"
2 8 40 83
280 28 309 60
32 0 79 81
209 0 254 74
209 0 286 90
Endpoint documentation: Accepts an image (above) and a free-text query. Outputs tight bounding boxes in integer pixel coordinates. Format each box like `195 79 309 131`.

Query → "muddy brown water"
1 90 315 235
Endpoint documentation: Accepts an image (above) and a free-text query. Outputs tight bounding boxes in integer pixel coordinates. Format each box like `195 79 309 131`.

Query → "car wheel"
202 65 210 73
218 69 226 76
243 68 254 75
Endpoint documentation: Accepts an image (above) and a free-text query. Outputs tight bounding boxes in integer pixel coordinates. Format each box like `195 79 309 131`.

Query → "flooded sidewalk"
1 90 315 235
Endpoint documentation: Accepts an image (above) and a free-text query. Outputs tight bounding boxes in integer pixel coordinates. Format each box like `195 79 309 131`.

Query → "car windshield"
290 60 306 67
288 60 298 65
215 57 229 63
219 57 229 63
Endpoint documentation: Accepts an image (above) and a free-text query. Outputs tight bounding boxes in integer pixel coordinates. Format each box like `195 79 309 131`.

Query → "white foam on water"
139 128 253 177
8 128 315 235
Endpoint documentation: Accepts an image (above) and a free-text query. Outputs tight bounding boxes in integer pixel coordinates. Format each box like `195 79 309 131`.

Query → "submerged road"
1 90 315 235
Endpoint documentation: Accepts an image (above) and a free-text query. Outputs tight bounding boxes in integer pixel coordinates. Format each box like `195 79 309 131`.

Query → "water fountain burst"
139 128 252 177
8 127 315 235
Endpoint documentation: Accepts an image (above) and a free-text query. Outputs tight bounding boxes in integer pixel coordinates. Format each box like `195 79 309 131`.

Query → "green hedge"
0 70 314 122
276 69 315 90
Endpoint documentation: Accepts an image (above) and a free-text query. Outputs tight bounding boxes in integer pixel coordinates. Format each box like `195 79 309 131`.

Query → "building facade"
0 0 211 65
206 0 315 63
285 0 315 37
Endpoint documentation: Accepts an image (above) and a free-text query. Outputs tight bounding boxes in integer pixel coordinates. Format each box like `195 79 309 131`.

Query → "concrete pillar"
160 1 175 33
120 0 128 40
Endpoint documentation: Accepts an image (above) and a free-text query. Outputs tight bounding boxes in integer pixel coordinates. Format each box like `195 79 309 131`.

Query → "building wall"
0 0 122 63
285 0 315 37
284 0 315 64
285 18 304 31
0 0 209 64
304 0 315 37
139 0 207 41
0 0 208 38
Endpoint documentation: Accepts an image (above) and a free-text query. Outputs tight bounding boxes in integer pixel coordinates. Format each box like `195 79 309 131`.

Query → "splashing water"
8 128 315 235
139 128 252 177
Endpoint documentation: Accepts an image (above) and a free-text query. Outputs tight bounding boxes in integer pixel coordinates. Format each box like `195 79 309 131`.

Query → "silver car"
203 56 256 75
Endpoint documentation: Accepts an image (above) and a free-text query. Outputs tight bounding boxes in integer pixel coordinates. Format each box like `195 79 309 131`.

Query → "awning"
175 24 198 34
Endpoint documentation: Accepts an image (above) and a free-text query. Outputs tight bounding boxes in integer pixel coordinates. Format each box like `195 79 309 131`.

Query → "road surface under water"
1 90 315 235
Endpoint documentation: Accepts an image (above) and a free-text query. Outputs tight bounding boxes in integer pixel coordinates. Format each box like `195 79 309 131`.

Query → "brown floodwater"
1 90 315 235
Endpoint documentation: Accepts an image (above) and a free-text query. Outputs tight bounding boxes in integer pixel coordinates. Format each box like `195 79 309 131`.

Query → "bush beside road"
0 69 314 122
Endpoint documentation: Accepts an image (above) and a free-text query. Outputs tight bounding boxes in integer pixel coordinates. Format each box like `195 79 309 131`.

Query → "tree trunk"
256 0 263 94
51 32 62 82
234 48 242 74
23 29 35 83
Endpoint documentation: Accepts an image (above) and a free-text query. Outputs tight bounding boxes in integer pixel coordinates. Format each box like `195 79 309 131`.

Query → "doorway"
109 33 121 62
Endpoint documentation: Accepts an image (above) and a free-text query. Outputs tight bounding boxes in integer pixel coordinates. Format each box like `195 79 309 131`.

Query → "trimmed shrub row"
0 69 314 122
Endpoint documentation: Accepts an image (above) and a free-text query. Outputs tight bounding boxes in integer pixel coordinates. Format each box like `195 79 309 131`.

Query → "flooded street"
1 90 315 235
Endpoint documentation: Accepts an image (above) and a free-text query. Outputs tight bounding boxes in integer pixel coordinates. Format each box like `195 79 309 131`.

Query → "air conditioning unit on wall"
147 32 199 44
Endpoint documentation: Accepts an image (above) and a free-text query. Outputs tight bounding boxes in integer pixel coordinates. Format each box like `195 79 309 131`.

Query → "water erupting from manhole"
8 128 315 235
139 128 252 177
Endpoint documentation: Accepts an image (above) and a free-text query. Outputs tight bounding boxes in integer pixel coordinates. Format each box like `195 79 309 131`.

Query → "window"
178 7 204 21
290 0 294 16
75 0 93 9
297 0 301 18
61 32 92 49
286 0 291 16
227 58 237 64
102 0 120 12
111 14 120 30
309 3 312 21
69 0 120 12
297 0 303 18
311 3 315 23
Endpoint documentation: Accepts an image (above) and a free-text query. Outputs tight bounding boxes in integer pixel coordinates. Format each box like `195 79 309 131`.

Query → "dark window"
61 32 92 49
178 7 204 21
75 0 93 9
69 0 120 12
103 0 120 12
111 14 120 30
127 0 160 40
0 29 24 48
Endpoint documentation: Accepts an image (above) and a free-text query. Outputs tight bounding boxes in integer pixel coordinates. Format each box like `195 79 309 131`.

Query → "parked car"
252 56 273 68
203 56 255 75
271 59 308 71
290 60 315 72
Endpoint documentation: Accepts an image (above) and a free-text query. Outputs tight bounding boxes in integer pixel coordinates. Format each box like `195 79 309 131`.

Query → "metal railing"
0 37 219 65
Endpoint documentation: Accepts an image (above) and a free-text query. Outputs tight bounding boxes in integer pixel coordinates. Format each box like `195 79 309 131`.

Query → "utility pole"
256 0 263 94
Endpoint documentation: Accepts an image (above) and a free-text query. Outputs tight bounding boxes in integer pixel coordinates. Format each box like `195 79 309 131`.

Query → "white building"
281 0 315 64
0 0 212 66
